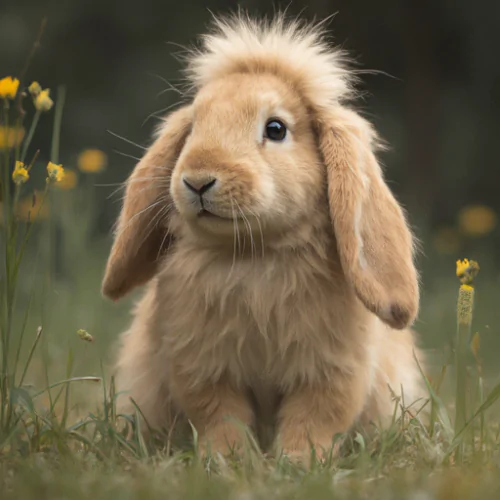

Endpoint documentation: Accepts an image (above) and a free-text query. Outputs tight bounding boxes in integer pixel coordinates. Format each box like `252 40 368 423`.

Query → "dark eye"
265 119 287 141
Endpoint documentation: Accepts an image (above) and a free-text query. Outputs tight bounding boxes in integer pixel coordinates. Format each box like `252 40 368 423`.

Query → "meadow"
2 67 500 499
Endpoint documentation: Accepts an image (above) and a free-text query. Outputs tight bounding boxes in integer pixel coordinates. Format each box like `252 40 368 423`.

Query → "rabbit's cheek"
253 172 276 212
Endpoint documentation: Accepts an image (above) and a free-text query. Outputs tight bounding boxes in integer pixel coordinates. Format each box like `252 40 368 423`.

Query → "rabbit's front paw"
197 422 249 458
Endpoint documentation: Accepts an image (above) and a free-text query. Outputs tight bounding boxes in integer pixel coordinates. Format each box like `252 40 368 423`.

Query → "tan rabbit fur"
102 15 426 460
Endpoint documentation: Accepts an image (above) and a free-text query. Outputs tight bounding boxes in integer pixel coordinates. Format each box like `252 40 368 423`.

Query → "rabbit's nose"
182 176 217 195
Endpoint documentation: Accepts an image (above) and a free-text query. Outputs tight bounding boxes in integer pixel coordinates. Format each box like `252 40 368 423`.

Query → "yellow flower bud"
456 259 480 286
46 162 65 183
77 329 94 342
0 76 20 99
28 81 42 96
34 89 54 112
12 161 29 185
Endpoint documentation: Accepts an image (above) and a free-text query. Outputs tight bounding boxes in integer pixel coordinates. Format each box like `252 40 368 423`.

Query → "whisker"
247 207 265 259
107 130 147 150
157 81 184 98
132 199 172 255
228 197 237 281
235 200 255 263
148 72 186 96
107 181 170 203
120 198 167 233
108 185 126 201
130 198 173 254
234 203 242 259
155 205 176 260
125 176 170 182
145 200 174 235
109 175 171 193
141 101 185 127
112 149 142 162
103 180 133 201
134 166 170 171
115 184 170 203
94 182 127 188
157 226 173 260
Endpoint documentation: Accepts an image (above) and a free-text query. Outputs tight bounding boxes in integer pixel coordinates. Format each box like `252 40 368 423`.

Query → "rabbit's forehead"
192 74 303 126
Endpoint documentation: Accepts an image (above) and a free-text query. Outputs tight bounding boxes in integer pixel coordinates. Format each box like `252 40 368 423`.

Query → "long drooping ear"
317 107 419 330
102 105 192 301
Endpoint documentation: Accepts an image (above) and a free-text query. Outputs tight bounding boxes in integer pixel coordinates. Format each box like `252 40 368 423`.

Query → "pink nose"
182 176 217 195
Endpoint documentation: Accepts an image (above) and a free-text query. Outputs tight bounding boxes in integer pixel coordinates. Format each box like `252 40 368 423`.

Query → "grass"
2 53 500 499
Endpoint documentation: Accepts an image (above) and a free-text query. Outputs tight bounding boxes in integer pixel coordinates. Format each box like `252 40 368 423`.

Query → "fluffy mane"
184 14 357 112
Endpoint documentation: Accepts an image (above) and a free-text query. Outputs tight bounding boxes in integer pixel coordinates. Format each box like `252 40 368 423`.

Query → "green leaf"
10 386 35 415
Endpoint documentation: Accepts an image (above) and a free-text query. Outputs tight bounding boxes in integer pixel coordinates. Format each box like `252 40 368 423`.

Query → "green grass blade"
18 326 43 387
31 376 101 399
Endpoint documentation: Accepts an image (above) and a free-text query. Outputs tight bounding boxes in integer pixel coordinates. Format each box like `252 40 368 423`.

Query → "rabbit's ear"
317 108 419 329
102 105 192 301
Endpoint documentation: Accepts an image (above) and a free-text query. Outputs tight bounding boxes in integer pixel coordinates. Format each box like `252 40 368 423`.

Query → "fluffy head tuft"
185 14 357 112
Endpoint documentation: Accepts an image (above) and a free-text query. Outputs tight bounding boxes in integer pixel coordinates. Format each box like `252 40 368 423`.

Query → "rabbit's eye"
265 119 287 141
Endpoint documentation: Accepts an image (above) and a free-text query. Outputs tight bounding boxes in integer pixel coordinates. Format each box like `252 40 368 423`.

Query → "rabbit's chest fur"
154 237 372 393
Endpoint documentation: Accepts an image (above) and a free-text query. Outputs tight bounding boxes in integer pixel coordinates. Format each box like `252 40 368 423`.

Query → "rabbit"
101 14 426 461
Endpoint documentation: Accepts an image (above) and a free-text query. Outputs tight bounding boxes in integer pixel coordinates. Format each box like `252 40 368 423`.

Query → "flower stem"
50 86 65 164
454 259 479 464
1 99 13 430
454 310 471 462
20 110 41 163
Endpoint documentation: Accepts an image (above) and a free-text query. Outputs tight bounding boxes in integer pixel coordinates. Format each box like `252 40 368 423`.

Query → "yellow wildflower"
77 329 94 342
0 76 20 99
12 161 29 185
0 126 25 149
46 162 65 183
34 89 54 112
28 81 42 96
458 205 497 237
456 259 479 326
56 169 77 190
456 258 480 287
77 149 107 173
16 192 49 221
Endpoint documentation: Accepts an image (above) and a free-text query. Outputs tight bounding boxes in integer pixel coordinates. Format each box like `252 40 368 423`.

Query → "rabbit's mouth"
197 208 232 220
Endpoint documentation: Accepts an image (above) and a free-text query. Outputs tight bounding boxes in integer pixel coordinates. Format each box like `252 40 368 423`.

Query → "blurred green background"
1 0 500 395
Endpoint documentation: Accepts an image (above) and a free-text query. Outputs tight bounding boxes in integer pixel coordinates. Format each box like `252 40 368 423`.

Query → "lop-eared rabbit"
102 15 425 461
